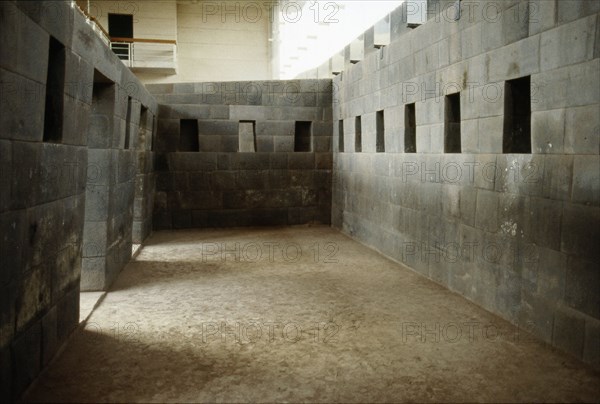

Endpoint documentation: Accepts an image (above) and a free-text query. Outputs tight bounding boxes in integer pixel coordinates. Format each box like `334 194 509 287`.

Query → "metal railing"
110 38 178 72
72 2 177 72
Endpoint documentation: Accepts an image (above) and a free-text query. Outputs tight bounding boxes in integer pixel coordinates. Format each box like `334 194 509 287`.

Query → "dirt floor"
23 226 600 402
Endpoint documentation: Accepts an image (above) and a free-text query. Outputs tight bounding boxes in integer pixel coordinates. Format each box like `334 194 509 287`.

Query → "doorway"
108 13 133 60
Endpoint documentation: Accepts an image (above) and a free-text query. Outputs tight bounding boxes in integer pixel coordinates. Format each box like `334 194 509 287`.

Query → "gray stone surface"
150 79 333 230
329 0 600 371
1 1 600 401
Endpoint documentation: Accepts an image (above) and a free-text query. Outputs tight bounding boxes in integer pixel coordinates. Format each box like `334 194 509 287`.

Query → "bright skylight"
276 0 426 79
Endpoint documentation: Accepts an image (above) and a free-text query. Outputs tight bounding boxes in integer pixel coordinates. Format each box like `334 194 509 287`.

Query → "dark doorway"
108 14 133 60
338 120 344 153
179 120 199 152
404 103 416 153
503 76 531 153
108 14 133 38
355 116 362 152
376 110 385 153
294 121 312 152
43 36 66 143
444 93 461 153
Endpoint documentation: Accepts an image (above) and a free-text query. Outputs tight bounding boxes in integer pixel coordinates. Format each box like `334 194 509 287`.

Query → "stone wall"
0 1 157 400
331 0 599 369
148 80 333 228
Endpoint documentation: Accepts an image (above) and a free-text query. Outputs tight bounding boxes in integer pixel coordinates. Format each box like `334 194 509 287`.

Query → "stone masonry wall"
148 80 333 228
0 1 158 399
331 0 599 369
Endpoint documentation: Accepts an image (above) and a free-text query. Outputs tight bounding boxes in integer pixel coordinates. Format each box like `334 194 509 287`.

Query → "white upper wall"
84 0 270 83
172 1 270 83
87 0 178 41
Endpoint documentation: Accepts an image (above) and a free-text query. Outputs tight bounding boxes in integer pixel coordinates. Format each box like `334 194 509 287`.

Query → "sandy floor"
79 292 105 323
24 226 600 403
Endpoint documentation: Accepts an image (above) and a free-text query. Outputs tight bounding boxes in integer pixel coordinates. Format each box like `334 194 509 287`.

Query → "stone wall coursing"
0 1 157 399
331 0 600 369
148 80 333 228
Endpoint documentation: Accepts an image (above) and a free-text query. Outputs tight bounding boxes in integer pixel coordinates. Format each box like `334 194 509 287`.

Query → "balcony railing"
110 37 178 74
72 2 177 74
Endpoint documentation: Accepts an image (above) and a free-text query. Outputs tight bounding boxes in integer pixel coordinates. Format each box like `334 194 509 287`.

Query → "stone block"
487 35 540 82
564 104 600 154
312 121 333 138
84 184 109 222
531 68 568 111
209 106 229 119
82 221 107 258
565 256 600 319
155 119 179 153
458 186 477 227
561 203 600 263
12 322 41 397
558 0 600 23
495 154 545 197
565 59 600 108
162 104 210 120
313 137 332 153
198 135 220 153
497 192 528 238
57 285 79 341
316 153 333 170
198 119 238 136
152 212 172 231
461 24 482 59
256 136 274 152
461 119 478 153
209 171 236 191
524 196 562 250
584 319 600 368
0 210 27 287
64 51 93 104
63 97 91 146
41 306 57 366
553 307 585 359
528 0 557 36
475 189 499 233
288 207 318 225
572 155 599 206
269 153 288 169
0 2 20 72
541 15 595 70
0 283 16 350
517 291 554 345
0 140 11 212
289 170 315 188
478 116 503 153
235 171 269 191
415 126 431 153
230 105 266 121
540 155 572 202
237 153 270 170
288 153 315 170
0 69 45 142
216 153 233 170
531 109 565 154
247 209 288 226
27 200 64 268
172 210 192 229
14 5 50 83
169 153 217 171
0 344 10 401
256 121 294 137
274 136 294 152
